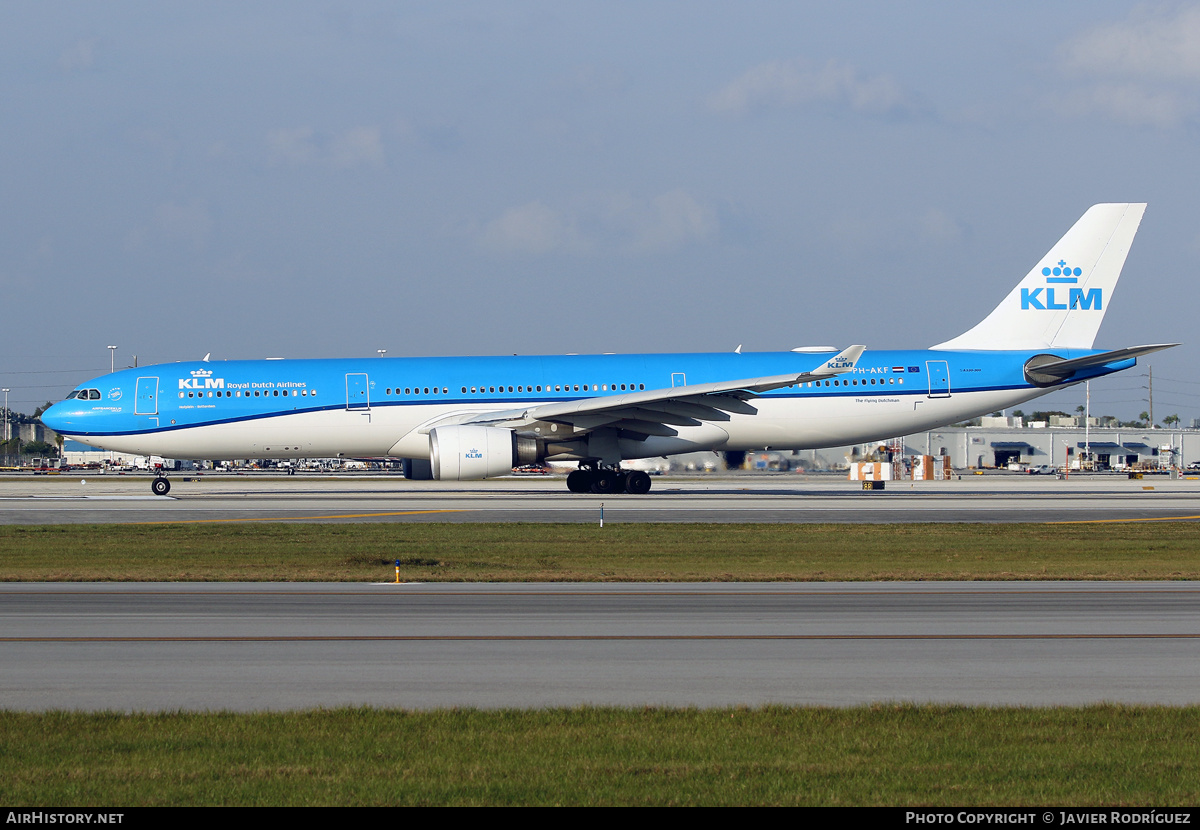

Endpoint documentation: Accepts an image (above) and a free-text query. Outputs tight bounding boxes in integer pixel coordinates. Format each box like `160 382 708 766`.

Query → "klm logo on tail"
1021 260 1101 311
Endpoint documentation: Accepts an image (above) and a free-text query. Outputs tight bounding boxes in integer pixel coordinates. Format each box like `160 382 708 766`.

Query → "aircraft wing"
445 345 866 439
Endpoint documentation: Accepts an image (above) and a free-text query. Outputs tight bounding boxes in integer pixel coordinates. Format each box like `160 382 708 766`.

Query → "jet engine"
429 425 539 480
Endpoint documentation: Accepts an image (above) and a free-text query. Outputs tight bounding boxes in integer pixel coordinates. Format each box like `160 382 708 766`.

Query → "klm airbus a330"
43 203 1175 496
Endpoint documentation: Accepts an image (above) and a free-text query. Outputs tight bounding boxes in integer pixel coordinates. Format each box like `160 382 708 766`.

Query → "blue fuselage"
41 348 1129 461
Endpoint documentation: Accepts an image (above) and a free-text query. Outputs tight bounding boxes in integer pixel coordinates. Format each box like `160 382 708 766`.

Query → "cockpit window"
68 389 102 400
65 391 80 399
88 389 101 400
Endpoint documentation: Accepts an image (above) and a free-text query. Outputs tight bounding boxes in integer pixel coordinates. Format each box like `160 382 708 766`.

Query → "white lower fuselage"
72 385 1052 461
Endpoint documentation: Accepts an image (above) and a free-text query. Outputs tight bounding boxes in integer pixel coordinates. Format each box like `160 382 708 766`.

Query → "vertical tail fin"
932 203 1146 351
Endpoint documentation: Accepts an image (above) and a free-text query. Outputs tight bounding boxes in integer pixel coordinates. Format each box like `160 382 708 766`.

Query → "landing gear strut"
566 462 651 495
151 475 171 496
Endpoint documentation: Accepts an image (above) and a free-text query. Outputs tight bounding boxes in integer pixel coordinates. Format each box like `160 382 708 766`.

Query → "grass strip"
3 705 1198 806
2 522 1200 582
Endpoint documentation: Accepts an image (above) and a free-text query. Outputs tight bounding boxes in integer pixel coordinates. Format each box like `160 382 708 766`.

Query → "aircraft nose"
40 401 73 433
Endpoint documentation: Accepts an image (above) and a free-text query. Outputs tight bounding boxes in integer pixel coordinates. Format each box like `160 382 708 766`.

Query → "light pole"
377 349 386 358
2 388 8 444
107 345 117 373
1084 380 1090 468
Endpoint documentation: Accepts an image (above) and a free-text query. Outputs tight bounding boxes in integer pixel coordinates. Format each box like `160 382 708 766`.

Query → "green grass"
3 705 1197 806
6 525 1198 806
2 521 1200 581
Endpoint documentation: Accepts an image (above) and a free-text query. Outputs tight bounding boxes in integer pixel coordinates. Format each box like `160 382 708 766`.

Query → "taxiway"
2 581 1198 710
2 473 1200 524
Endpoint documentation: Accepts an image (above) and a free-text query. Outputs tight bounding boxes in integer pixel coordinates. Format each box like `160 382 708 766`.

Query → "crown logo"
190 369 214 377
1042 260 1082 278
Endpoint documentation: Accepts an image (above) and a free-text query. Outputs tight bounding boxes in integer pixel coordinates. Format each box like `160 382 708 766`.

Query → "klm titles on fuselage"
1021 261 1102 311
177 377 309 391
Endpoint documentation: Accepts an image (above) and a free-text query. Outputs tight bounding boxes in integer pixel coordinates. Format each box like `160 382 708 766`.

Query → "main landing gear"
566 463 652 495
151 475 171 496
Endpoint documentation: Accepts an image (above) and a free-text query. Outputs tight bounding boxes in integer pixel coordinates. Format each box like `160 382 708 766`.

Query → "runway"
2 581 1198 710
3 472 1200 524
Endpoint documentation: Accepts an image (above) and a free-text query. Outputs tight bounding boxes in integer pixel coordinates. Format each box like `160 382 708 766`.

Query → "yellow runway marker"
129 509 465 525
1049 515 1200 525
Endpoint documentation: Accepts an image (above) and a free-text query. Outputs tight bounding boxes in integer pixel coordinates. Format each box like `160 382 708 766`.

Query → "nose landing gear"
151 475 171 496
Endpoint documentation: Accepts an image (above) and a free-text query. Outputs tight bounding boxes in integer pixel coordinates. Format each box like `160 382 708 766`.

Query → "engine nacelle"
429 425 538 480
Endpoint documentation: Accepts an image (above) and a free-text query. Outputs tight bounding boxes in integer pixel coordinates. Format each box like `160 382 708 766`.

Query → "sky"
2 1 1198 422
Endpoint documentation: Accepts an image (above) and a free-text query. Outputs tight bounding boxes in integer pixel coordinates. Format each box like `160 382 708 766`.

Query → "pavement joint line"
9 507 1200 512
6 633 1200 642
5 588 1200 596
126 509 466 524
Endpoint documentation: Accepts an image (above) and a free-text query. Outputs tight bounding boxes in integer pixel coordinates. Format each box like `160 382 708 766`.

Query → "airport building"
903 423 1191 471
720 419 1199 474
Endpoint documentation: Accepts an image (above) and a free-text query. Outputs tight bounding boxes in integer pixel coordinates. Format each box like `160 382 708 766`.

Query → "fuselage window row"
177 390 319 399
170 375 906 404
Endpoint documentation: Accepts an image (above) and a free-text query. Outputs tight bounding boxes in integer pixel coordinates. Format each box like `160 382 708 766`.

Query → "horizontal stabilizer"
1024 343 1177 386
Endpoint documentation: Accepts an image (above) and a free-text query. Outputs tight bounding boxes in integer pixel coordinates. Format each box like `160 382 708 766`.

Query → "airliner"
42 203 1174 496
